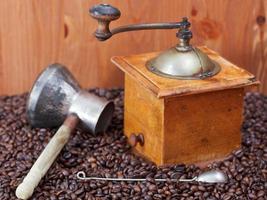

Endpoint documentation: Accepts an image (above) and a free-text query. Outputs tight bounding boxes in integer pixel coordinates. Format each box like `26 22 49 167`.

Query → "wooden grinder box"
112 46 259 165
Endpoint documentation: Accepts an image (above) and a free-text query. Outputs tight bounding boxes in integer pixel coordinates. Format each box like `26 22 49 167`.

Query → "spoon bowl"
196 170 228 183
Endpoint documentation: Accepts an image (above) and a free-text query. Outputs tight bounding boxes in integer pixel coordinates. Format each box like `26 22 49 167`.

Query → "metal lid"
146 46 221 80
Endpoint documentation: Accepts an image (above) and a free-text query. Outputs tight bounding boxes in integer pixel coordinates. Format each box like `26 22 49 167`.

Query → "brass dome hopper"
89 4 221 79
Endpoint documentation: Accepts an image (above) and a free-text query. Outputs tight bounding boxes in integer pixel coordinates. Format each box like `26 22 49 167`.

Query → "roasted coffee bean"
0 90 266 199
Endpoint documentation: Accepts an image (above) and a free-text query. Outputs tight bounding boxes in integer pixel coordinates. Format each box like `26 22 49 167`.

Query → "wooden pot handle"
16 115 79 200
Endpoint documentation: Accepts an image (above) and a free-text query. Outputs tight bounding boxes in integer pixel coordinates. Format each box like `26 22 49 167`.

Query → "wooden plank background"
0 0 266 95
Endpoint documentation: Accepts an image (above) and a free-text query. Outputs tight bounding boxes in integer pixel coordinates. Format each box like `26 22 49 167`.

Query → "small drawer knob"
129 133 144 147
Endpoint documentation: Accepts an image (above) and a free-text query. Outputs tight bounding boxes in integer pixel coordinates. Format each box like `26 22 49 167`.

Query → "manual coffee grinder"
89 4 259 165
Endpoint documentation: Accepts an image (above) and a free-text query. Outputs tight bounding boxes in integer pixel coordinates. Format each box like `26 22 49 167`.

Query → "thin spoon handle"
77 171 196 182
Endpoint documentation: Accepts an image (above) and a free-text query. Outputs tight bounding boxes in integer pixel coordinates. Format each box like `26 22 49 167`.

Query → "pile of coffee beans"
0 89 266 199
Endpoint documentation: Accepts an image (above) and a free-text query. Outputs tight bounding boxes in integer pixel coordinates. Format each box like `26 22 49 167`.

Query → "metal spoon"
77 170 227 183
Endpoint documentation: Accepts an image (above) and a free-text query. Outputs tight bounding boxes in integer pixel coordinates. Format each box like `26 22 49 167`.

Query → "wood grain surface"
124 75 165 164
163 88 243 164
0 0 266 95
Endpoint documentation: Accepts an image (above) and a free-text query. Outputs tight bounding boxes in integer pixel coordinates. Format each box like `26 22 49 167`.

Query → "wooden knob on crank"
89 4 121 41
